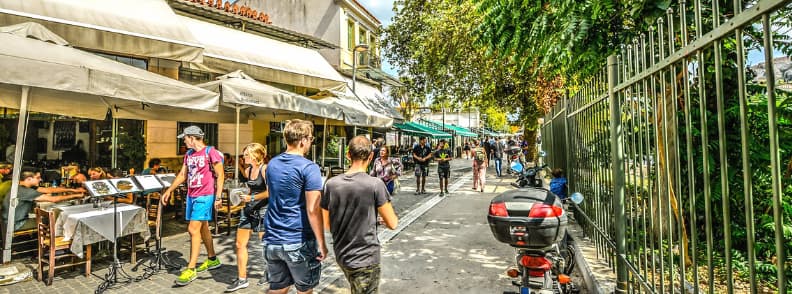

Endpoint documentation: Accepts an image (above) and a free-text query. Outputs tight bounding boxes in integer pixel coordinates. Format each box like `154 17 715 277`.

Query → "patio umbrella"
196 70 347 183
0 23 220 262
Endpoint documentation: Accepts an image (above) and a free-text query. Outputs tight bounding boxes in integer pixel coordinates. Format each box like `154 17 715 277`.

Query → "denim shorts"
238 208 266 232
185 195 214 221
414 164 429 177
264 240 321 291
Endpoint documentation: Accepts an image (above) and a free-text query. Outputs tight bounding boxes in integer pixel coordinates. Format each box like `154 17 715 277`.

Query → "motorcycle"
488 189 584 294
505 146 522 175
510 162 548 188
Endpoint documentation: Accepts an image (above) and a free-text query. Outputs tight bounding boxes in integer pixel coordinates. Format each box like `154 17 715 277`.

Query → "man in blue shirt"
263 119 327 293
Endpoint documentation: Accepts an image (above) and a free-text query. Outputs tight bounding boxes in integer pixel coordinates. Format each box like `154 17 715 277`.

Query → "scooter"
510 162 547 188
505 146 522 175
488 189 584 294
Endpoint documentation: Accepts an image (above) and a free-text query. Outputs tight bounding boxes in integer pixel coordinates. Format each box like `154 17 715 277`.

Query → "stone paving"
0 158 479 294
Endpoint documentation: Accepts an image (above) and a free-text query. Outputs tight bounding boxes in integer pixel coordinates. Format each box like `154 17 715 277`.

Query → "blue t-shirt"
263 153 323 245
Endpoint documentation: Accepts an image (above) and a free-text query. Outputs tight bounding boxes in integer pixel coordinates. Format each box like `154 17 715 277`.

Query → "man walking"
493 138 504 177
161 125 225 286
412 137 432 195
434 139 452 196
263 119 327 294
321 136 398 294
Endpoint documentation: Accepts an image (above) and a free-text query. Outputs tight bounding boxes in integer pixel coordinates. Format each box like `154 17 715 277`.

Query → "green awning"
394 122 452 139
419 119 477 137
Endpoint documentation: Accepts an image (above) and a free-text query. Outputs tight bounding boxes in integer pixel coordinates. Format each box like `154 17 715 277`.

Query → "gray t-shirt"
320 172 390 269
2 186 40 230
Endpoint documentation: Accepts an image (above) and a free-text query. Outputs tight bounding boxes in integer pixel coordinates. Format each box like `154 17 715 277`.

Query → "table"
52 203 150 257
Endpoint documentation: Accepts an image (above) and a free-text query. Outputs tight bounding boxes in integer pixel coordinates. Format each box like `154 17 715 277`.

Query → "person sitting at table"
88 167 108 180
1 167 85 231
105 168 135 204
70 172 87 186
142 158 162 175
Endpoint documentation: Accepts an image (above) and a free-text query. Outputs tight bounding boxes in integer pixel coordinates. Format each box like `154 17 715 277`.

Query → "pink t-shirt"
183 146 224 197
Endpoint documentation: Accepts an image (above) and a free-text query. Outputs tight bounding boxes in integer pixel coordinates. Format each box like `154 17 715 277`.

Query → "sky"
357 0 400 77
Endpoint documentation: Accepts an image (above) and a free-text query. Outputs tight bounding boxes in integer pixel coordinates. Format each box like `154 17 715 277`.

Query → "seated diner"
1 167 85 231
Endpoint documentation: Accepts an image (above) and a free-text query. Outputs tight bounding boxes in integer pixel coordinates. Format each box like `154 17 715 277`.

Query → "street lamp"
352 43 369 94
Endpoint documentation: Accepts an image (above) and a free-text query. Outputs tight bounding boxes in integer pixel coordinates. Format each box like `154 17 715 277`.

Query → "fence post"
607 54 628 293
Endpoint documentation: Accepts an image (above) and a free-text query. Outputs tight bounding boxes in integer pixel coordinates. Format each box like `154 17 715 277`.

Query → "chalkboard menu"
53 121 76 150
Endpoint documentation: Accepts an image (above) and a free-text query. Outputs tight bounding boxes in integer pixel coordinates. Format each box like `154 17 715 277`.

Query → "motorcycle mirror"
570 192 584 204
538 150 546 157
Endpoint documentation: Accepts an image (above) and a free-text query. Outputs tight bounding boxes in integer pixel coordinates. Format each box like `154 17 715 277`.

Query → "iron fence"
542 0 792 293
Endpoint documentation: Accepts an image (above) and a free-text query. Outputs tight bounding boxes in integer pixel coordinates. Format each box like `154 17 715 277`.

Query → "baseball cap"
177 125 205 139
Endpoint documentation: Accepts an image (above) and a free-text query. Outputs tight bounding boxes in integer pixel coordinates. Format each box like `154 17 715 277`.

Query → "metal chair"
35 207 91 286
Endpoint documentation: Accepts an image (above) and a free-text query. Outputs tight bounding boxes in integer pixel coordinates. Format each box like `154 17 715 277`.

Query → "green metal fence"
541 0 792 293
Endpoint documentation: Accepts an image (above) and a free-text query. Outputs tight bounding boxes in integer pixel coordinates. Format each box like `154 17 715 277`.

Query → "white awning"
179 16 346 91
0 23 219 120
0 0 204 62
346 78 404 120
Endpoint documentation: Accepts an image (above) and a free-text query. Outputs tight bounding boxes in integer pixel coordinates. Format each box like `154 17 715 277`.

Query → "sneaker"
445 189 450 194
225 278 249 292
196 258 222 272
175 268 197 286
439 192 444 197
414 191 421 195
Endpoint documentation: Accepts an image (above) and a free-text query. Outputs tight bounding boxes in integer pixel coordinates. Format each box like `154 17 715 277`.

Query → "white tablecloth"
54 203 150 257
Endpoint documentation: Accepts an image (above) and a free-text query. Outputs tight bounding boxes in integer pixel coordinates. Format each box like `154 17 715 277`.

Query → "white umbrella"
0 23 220 262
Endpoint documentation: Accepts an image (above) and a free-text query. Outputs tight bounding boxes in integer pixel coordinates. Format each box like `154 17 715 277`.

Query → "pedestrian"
493 138 504 177
369 145 403 196
263 119 327 294
321 136 398 294
472 139 488 193
463 141 471 160
482 136 492 161
412 137 432 195
161 125 225 286
227 143 269 292
434 139 452 196
549 168 568 200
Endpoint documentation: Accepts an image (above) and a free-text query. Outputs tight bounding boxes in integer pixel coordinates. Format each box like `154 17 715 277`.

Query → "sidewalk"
0 157 481 294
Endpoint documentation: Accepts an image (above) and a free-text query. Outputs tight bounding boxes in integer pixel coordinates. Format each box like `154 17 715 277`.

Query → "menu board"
109 178 141 193
84 180 118 197
133 175 163 191
156 173 177 188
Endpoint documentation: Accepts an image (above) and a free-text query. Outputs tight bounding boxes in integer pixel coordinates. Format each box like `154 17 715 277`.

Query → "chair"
213 190 242 235
35 207 91 286
0 219 38 263
144 192 163 250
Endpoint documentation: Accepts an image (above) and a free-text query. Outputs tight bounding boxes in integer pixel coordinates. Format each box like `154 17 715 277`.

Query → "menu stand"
130 174 180 276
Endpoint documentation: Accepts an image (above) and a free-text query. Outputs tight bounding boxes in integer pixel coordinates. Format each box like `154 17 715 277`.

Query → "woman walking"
369 146 403 195
227 143 269 292
472 139 488 193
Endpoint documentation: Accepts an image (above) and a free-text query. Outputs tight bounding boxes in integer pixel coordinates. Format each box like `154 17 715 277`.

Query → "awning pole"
111 118 117 169
4 86 30 263
354 125 357 136
234 105 240 185
321 118 327 168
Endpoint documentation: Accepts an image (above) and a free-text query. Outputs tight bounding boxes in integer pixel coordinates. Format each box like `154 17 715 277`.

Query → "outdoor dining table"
51 202 150 258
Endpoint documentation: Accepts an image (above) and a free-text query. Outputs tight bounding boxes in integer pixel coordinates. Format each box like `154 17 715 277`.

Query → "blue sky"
357 0 399 77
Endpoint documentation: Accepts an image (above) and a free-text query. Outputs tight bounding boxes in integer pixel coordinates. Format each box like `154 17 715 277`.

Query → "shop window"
178 67 214 85
177 122 218 155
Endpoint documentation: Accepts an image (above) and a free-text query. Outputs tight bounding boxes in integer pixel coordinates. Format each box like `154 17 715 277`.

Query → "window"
347 21 355 51
93 52 147 70
176 122 218 155
358 28 366 45
178 67 214 85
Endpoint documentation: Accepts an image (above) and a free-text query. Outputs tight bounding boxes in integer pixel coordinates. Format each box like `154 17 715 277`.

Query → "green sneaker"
196 258 222 272
175 268 197 286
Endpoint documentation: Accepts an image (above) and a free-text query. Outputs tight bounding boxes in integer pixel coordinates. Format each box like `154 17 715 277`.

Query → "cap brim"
177 134 185 139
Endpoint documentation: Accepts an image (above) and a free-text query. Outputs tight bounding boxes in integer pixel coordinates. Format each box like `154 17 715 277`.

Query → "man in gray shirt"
321 136 398 294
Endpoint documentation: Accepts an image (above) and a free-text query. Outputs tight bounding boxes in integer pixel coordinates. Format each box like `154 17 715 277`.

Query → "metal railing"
541 0 792 293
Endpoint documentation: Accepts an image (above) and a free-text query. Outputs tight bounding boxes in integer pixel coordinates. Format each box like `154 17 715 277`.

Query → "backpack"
474 147 486 163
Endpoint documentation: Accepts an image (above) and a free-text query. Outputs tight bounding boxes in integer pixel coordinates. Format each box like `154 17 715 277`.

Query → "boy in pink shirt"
162 126 225 286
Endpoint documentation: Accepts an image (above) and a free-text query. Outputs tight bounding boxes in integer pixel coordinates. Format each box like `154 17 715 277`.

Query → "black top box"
487 187 568 249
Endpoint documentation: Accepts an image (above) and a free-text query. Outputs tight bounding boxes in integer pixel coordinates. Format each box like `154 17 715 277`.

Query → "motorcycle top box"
487 187 568 249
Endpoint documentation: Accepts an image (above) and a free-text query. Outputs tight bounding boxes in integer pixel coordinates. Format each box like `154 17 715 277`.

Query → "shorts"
385 180 395 195
238 207 266 232
414 164 429 177
340 263 381 294
186 195 214 221
437 166 450 179
265 240 321 292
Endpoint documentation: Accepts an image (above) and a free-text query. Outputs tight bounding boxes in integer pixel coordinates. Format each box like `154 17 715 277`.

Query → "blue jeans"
494 158 503 176
265 240 321 291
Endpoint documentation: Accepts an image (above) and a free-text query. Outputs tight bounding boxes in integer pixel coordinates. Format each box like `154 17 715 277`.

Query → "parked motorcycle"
505 146 522 175
488 188 584 294
510 162 548 188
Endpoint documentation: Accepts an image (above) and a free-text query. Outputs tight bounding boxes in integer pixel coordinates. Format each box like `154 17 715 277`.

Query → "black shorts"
238 208 266 232
415 164 429 177
438 166 450 179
